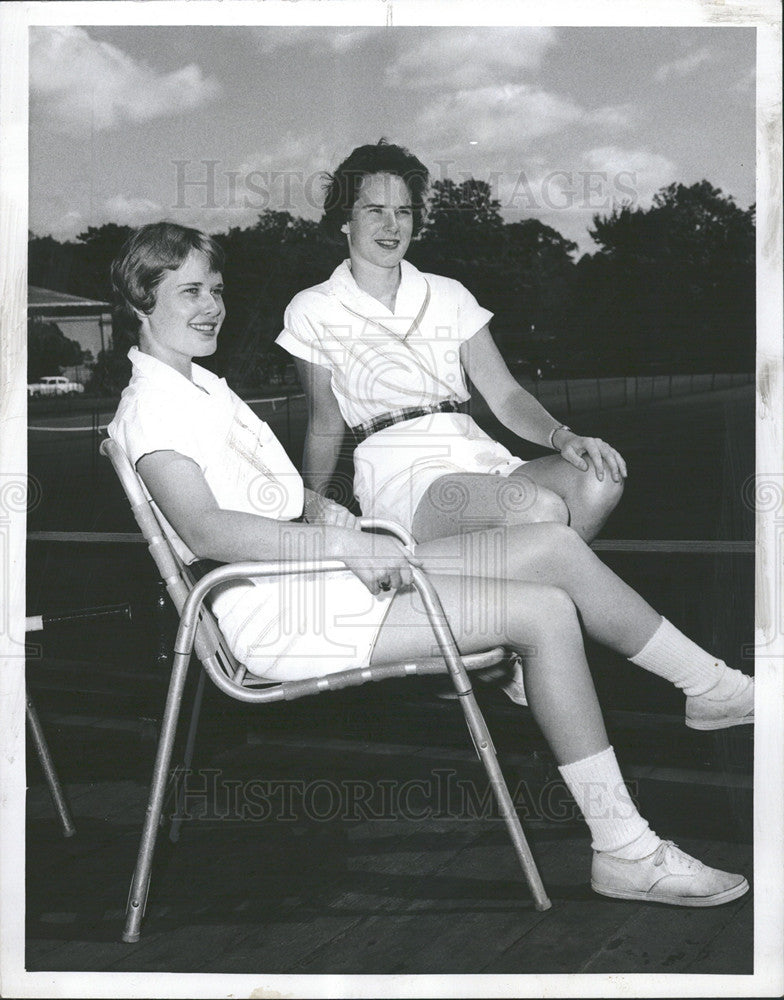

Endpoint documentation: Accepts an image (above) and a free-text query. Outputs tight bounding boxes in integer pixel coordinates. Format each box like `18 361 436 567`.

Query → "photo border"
2 2 781 997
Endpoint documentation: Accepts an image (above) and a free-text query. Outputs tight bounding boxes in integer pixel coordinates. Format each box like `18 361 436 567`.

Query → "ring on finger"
379 579 392 592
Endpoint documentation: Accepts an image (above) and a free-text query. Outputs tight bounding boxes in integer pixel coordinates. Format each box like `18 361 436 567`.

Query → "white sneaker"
592 840 749 907
686 674 754 730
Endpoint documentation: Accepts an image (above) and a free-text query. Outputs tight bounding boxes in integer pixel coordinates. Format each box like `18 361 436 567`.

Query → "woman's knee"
511 519 585 555
501 477 569 525
578 465 624 515
415 474 569 538
526 486 570 524
536 583 578 620
507 582 578 646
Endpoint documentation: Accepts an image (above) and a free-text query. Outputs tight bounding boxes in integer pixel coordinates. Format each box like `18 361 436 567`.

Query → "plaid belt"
350 399 461 443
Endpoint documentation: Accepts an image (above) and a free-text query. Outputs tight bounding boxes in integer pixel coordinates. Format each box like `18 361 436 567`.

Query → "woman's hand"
337 531 421 595
303 490 359 529
553 428 627 483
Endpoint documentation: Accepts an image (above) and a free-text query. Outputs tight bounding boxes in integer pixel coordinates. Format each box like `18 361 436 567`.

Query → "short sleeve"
455 281 493 343
275 290 333 369
109 392 205 470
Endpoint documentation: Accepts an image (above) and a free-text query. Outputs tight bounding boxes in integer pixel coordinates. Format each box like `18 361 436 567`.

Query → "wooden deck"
25 687 753 977
22 384 758 982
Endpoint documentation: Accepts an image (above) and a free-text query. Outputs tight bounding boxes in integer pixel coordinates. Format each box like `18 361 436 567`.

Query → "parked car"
27 375 84 397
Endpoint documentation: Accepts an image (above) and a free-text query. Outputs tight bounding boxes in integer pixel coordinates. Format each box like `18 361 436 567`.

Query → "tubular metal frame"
25 688 76 838
99 439 551 943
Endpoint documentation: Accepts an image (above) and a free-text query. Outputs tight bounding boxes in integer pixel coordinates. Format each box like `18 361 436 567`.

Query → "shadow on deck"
25 666 753 975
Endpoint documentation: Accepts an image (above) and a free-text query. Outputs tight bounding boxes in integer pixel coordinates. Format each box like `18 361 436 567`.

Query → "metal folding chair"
100 437 551 942
26 601 131 839
24 687 76 838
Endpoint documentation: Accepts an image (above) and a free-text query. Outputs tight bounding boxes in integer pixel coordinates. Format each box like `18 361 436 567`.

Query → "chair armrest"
175 558 350 650
175 555 477 699
358 517 417 550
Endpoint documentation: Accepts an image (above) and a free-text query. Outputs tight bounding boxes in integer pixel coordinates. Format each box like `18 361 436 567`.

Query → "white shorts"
211 570 395 681
353 412 526 532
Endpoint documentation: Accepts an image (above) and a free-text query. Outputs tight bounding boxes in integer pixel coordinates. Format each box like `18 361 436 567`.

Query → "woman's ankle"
599 827 661 861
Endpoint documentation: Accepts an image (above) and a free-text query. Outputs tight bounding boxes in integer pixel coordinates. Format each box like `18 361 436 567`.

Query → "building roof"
28 286 112 314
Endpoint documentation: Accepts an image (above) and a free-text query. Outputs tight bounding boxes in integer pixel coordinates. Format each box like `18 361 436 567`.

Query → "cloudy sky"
29 24 756 255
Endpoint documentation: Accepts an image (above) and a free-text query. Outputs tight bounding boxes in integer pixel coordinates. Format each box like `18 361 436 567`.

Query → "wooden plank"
25 728 754 975
684 891 755 974
482 839 646 974
194 729 553 972
83 735 502 969
115 818 492 973
207 823 538 975
213 769 506 964
27 938 135 971
577 841 753 974
290 827 562 974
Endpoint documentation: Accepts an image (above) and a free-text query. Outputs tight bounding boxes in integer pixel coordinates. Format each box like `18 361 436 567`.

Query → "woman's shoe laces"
652 840 699 870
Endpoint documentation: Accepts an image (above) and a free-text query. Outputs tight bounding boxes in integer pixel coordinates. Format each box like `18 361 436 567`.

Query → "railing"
28 374 754 456
24 532 755 788
513 372 754 421
27 392 305 443
25 532 755 554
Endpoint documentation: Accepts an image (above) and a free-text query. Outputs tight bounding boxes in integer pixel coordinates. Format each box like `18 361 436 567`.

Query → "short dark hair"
111 222 224 342
321 139 430 239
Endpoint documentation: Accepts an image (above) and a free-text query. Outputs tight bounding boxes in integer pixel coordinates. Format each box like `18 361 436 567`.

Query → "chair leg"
410 567 552 912
123 649 193 943
25 687 76 838
169 667 206 844
459 693 551 911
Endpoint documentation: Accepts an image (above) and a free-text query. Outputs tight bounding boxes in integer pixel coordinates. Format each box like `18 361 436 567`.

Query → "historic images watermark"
1 474 44 658
241 470 543 660
173 160 639 215
169 766 642 825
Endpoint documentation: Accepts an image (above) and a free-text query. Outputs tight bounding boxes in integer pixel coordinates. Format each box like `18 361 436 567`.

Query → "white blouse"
276 259 493 428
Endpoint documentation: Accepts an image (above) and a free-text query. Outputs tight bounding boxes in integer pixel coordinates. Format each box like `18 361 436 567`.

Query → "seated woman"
108 222 750 908
277 139 626 544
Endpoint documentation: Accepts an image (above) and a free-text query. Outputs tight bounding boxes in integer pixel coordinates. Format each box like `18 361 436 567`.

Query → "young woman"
108 222 750 908
277 140 626 544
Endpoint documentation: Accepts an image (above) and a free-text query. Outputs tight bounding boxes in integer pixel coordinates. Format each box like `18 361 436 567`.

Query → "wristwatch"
549 424 572 449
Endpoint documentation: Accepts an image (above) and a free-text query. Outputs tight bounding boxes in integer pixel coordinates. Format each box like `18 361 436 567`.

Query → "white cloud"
30 26 221 132
412 84 634 163
328 28 382 53
233 134 335 216
242 26 381 55
654 47 712 84
44 209 87 241
585 103 638 130
581 146 677 207
102 195 164 226
385 27 558 90
416 85 580 151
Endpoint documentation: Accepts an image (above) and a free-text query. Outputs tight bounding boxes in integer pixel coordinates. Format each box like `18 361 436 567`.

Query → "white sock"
629 617 749 698
558 746 661 858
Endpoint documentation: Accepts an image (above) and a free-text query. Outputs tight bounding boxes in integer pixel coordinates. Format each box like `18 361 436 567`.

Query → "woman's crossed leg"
412 455 624 545
369 572 749 906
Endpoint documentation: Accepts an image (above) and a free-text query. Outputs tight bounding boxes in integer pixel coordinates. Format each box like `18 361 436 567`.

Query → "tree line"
28 178 755 394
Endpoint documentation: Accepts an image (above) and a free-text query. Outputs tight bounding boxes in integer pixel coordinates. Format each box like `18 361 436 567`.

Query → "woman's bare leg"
371 575 609 764
414 522 662 657
411 457 623 545
510 454 624 542
412 472 568 544
370 570 749 902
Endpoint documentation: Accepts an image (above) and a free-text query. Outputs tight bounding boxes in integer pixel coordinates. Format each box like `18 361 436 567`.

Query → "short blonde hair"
111 222 224 342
